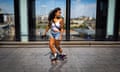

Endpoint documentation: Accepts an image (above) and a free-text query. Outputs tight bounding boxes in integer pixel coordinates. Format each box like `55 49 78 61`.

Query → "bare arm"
60 18 64 36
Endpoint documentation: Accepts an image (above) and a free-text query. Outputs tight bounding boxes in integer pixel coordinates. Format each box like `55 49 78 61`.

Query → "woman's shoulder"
58 16 64 25
59 16 64 21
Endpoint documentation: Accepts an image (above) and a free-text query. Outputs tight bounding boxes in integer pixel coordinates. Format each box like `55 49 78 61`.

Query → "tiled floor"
0 46 120 72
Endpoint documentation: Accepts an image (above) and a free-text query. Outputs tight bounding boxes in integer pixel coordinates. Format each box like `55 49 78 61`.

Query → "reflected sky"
0 0 96 18
36 0 96 18
0 0 14 13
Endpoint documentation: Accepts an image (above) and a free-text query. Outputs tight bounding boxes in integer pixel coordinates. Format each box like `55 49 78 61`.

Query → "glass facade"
106 0 115 40
35 0 66 41
119 19 120 40
70 0 96 40
0 0 15 41
0 0 119 41
19 0 29 42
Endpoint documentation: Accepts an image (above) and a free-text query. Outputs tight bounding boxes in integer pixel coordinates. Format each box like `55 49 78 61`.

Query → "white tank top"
51 21 60 31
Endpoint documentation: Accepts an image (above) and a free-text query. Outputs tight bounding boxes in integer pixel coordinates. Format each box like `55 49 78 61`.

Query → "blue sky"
36 0 96 18
0 0 14 13
0 0 96 18
35 0 66 16
80 0 96 3
71 0 96 18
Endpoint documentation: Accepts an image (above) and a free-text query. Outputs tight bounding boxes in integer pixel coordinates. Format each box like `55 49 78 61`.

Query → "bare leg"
55 40 67 60
49 37 58 64
49 37 56 54
55 40 63 54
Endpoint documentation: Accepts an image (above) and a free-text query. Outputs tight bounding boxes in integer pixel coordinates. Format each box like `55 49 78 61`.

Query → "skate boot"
58 53 67 60
50 53 58 64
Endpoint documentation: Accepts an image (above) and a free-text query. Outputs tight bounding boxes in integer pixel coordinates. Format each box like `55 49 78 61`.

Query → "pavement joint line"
0 42 120 45
0 45 120 48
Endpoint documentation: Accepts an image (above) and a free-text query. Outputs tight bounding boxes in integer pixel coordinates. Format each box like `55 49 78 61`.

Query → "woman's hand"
41 33 46 38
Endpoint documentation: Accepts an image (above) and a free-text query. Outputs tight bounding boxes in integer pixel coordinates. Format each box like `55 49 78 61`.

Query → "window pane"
35 0 66 41
0 0 15 41
70 0 96 40
119 19 120 40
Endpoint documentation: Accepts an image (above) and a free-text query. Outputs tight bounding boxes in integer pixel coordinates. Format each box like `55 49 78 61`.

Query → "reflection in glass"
35 0 66 41
70 0 96 40
118 21 120 41
0 0 15 41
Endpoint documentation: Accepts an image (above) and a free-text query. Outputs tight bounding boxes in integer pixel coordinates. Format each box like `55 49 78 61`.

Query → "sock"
54 53 57 57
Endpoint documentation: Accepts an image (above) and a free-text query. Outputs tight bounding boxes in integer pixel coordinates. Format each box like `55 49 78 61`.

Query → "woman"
43 7 66 64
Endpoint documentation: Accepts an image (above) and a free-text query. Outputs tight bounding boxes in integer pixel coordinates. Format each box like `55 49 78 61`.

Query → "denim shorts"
49 30 60 40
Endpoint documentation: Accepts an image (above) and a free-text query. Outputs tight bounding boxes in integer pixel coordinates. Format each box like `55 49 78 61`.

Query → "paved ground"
0 47 120 72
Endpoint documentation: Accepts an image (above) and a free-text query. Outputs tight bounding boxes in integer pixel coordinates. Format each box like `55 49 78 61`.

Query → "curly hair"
48 7 61 28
